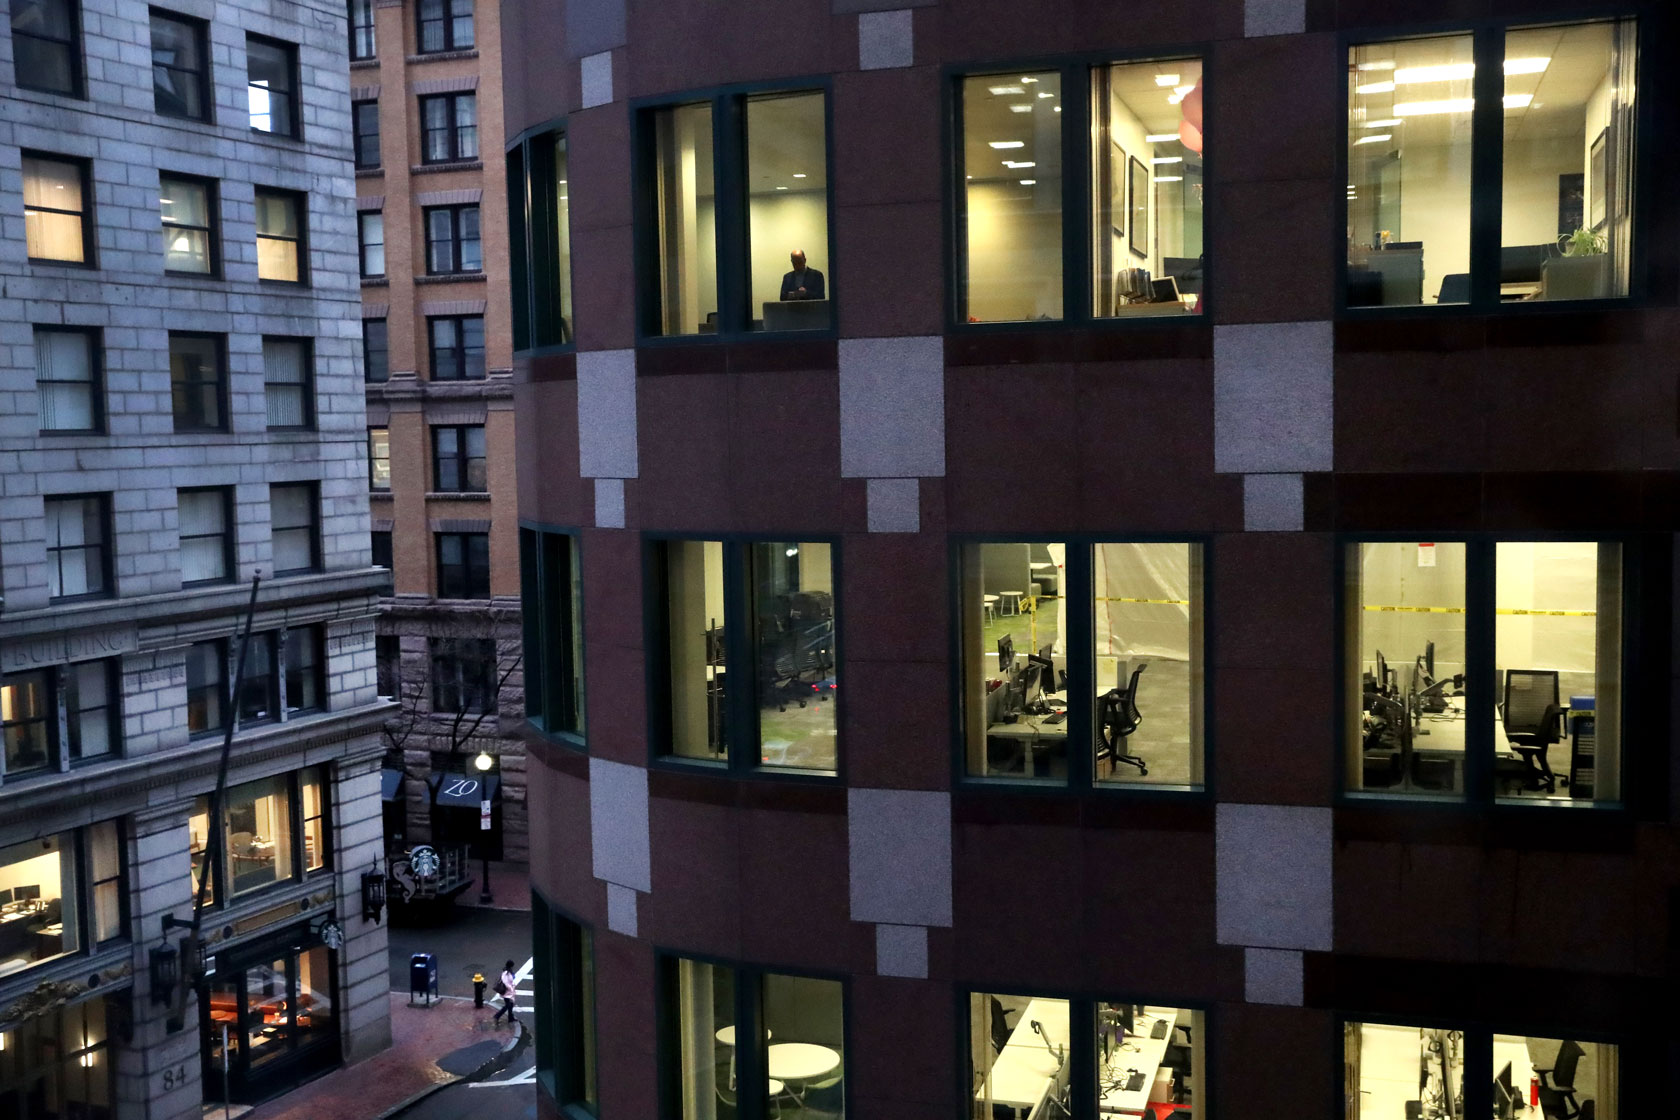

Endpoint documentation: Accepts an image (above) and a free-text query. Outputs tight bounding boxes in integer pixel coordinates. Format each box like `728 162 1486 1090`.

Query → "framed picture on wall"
1556 172 1584 238
1588 129 1607 230
1128 156 1148 259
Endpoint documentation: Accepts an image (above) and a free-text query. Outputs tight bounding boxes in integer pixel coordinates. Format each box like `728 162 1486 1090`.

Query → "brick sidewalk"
228 992 514 1120
456 860 530 911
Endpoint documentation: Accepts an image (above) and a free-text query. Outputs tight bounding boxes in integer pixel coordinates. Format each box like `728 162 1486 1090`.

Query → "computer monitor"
15 884 40 901
0 887 10 906
1375 650 1390 695
1026 654 1053 702
1425 640 1436 679
1016 660 1043 708
1494 1061 1516 1120
997 634 1015 675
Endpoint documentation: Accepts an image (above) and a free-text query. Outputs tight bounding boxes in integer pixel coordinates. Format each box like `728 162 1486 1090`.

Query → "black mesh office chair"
1502 669 1565 794
1533 1039 1586 1119
1096 663 1148 777
990 997 1014 1055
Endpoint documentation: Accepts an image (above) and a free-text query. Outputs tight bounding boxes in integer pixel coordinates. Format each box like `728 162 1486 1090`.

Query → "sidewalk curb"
368 1019 525 1120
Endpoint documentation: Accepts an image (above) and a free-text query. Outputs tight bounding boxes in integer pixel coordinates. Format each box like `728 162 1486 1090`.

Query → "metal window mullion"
715 95 749 335
1468 26 1505 310
724 542 756 771
734 968 767 1120
55 666 71 771
1464 540 1496 803
1462 1026 1493 1119
1065 543 1095 791
1062 62 1093 325
1068 997 1097 1119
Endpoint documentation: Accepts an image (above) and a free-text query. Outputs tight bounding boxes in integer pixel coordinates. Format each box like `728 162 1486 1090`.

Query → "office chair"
1096 663 1148 777
990 997 1014 1055
1436 273 1470 303
1533 1039 1585 1119
1502 669 1565 794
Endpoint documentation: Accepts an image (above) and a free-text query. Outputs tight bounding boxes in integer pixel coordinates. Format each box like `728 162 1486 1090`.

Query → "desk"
986 712 1069 777
1493 1037 1540 1116
1099 1006 1179 1116
979 998 1071 1116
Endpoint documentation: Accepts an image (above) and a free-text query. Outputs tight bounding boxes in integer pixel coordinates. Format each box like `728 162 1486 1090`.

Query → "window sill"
416 272 486 285
412 160 483 176
356 167 385 178
259 278 311 289
37 428 106 438
370 489 393 499
351 58 380 70
165 268 221 281
28 257 95 271
406 49 479 63
1334 795 1636 852
425 491 490 500
361 277 390 288
249 127 305 144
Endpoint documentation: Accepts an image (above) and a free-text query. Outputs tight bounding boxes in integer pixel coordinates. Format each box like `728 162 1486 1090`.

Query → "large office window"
225 775 292 894
34 326 99 432
10 0 80 96
532 897 597 1108
66 660 116 762
1345 1021 1616 1120
179 486 233 585
255 189 304 282
348 0 374 60
262 337 311 428
284 627 323 715
1346 540 1624 805
431 425 486 492
0 996 116 1114
151 10 209 120
44 494 108 601
509 129 574 349
652 538 837 775
1 661 120 773
416 0 471 53
957 57 1206 324
246 35 297 136
368 428 391 491
269 483 318 575
22 153 91 265
424 204 481 274
663 957 844 1120
431 637 496 713
169 331 224 431
160 173 216 274
363 319 389 382
644 88 834 337
1346 19 1638 308
353 101 380 169
428 315 484 379
435 531 490 599
420 92 478 163
185 639 225 737
520 528 585 736
358 212 385 278
0 832 81 976
959 541 1205 789
235 632 279 725
2 671 54 777
971 994 1203 1119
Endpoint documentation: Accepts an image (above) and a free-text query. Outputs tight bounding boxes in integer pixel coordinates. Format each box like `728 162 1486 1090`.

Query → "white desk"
1098 1006 1179 1116
1494 1037 1541 1116
978 998 1071 1115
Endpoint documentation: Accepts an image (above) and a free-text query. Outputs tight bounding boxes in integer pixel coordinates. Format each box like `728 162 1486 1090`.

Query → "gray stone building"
0 0 390 1117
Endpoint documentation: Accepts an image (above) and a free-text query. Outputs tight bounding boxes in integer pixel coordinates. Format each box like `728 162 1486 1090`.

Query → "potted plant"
1543 227 1609 300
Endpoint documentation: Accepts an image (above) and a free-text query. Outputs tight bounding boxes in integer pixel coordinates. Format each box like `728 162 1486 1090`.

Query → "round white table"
714 1025 771 1047
765 1042 840 1081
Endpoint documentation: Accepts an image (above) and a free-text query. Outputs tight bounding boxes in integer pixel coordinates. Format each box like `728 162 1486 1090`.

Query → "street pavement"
388 905 533 1001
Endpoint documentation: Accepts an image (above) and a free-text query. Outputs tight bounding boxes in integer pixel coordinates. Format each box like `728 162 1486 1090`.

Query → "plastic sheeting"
1050 542 1194 662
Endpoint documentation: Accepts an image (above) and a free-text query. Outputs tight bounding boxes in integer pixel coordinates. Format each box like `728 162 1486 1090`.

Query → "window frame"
261 335 314 430
371 529 393 571
430 424 487 493
245 33 299 138
42 492 111 603
193 768 329 906
631 79 839 344
186 637 227 739
254 186 307 284
347 0 375 61
434 530 491 599
1334 16 1653 318
168 330 227 432
1334 530 1658 814
150 7 211 121
949 533 1213 798
418 91 478 164
159 170 219 277
65 659 120 763
423 203 482 275
352 99 381 169
358 210 386 279
533 892 598 1113
427 314 485 380
363 317 389 382
33 324 103 434
643 532 844 781
21 150 94 267
368 427 391 492
942 50 1214 334
10 0 83 97
415 0 473 54
178 485 235 587
429 636 497 714
509 121 576 353
520 525 586 743
269 481 320 576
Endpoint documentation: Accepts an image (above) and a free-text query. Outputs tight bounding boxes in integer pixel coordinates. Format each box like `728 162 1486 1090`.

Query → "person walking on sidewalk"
493 960 518 1026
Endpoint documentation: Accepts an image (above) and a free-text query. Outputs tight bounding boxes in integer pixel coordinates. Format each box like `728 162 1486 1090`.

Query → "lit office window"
178 487 233 585
654 539 838 774
961 541 1203 788
1500 21 1637 301
34 326 99 433
255 189 304 282
246 35 297 136
1345 1023 1616 1120
1347 19 1637 308
1345 540 1622 805
301 767 327 871
961 71 1063 322
1091 59 1205 316
746 91 830 331
520 529 585 736
10 0 81 96
368 427 391 491
223 774 294 896
650 102 717 336
22 153 90 264
160 174 215 274
0 832 80 974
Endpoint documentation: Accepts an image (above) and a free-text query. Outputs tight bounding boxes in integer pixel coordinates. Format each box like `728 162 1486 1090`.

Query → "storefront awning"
428 772 500 808
380 768 406 801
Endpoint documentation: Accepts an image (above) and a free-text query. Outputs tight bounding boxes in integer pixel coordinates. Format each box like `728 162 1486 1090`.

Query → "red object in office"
1179 83 1204 154
1530 1075 1539 1107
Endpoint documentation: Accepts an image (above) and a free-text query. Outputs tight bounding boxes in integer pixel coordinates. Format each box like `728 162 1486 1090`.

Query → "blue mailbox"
410 952 439 1006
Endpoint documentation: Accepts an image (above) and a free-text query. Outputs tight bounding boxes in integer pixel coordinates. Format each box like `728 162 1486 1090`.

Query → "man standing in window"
779 249 825 301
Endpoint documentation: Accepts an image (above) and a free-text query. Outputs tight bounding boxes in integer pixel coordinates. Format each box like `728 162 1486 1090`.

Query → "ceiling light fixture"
1394 62 1475 84
989 85 1025 96
1354 134 1393 145
1001 160 1036 169
1019 178 1037 185
1393 98 1474 116
1355 60 1396 72
1009 104 1033 113
1152 176 1183 183
1356 80 1396 95
792 172 807 178
1362 119 1402 128
1151 156 1183 164
1154 74 1180 87
1145 133 1179 143
1020 76 1038 84
1503 57 1550 75
988 140 1025 149
1503 92 1533 109
1037 91 1054 99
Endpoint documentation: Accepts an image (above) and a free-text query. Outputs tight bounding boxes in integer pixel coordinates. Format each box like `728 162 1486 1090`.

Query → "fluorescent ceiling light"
1145 133 1178 143
1020 76 1039 84
1354 134 1392 144
1173 85 1194 96
1001 160 1036 169
1037 91 1054 99
1152 176 1183 183
775 185 788 190
1357 81 1396 95
1151 156 1183 164
989 85 1024 95
1356 60 1396 72
1362 119 1402 128
1053 106 1061 112
1504 56 1550 75
1395 62 1474 84
1009 104 1033 112
792 172 807 178
1019 179 1037 185
1154 74 1180 87
1503 92 1533 109
1167 93 1185 104
1393 98 1473 116
988 140 1025 149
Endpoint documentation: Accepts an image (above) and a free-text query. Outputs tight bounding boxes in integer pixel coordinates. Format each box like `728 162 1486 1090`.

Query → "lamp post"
474 751 494 905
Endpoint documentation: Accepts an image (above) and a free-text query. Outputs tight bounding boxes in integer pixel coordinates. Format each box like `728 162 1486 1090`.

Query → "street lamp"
474 751 494 905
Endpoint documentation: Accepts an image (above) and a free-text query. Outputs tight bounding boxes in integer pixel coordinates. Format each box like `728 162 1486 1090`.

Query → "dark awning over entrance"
428 772 500 808
380 768 406 801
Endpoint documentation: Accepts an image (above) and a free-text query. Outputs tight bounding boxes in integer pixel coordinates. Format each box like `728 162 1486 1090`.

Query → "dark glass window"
420 92 478 163
348 0 374 60
234 632 278 725
246 35 297 136
416 0 472 53
10 0 80 96
358 212 385 278
533 898 597 1108
284 626 322 714
510 131 573 349
255 188 304 282
33 326 100 433
263 337 312 428
430 637 496 713
151 9 209 119
428 315 484 379
376 633 401 696
270 483 318 575
22 153 91 265
66 660 117 761
363 318 389 382
424 204 481 274
160 173 216 274
169 332 224 431
520 529 585 736
435 532 490 599
43 494 109 601
352 100 380 169
186 639 226 736
431 425 486 492
179 486 233 585
371 530 393 570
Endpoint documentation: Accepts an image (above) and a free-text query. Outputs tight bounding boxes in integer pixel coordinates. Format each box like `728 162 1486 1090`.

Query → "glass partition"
1345 1021 1463 1120
961 72 1063 322
752 541 836 773
746 92 830 331
652 103 717 336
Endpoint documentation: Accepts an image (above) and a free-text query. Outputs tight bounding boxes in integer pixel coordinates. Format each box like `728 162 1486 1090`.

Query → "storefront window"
0 832 78 978
246 955 292 1069
224 774 294 896
294 946 336 1046
197 931 344 1103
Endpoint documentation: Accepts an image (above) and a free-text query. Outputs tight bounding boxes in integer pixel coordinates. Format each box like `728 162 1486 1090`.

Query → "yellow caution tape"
1361 605 1595 617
